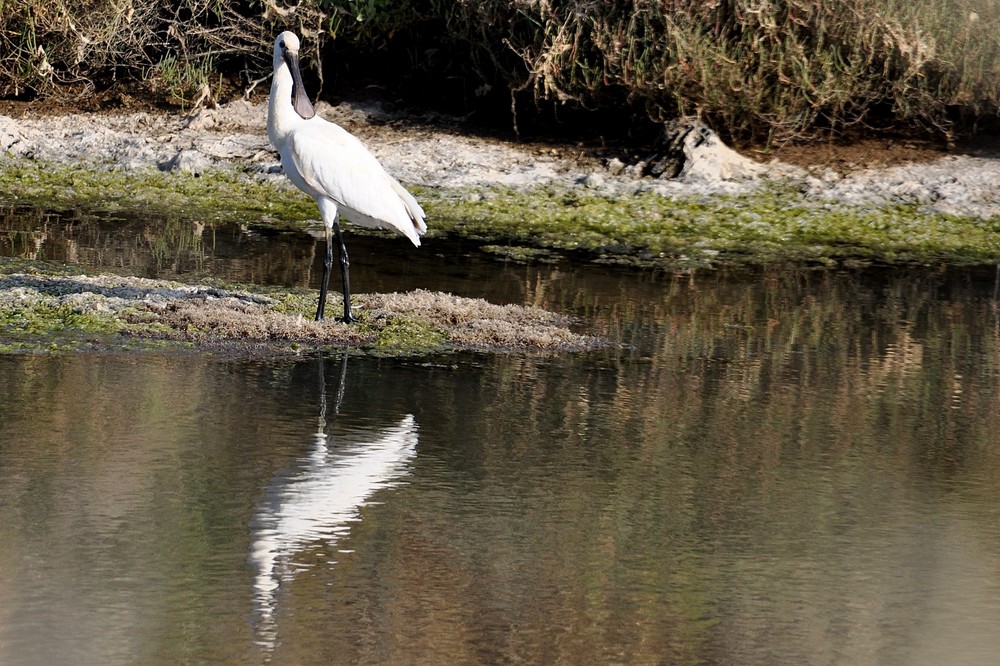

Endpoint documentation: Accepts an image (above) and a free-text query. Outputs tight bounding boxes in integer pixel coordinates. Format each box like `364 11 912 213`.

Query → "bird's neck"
268 64 299 145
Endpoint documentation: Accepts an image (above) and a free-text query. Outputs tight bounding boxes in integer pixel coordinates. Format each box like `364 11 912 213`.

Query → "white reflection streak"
249 414 418 652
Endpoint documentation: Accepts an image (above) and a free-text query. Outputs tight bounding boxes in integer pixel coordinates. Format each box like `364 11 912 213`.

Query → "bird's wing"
286 119 426 240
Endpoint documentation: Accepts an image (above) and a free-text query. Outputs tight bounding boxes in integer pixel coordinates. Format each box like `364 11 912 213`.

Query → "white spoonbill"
267 31 427 322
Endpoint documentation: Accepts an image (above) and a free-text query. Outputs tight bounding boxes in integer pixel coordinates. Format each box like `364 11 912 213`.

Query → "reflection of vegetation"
329 265 1000 663
3 265 1000 662
145 219 206 274
190 264 1000 662
0 206 320 289
0 206 211 275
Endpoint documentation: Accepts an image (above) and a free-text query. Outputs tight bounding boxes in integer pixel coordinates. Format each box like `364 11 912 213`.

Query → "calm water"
2 211 1000 664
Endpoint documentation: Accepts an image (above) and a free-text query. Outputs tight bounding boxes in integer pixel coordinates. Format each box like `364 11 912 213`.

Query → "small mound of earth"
365 290 591 350
0 272 605 353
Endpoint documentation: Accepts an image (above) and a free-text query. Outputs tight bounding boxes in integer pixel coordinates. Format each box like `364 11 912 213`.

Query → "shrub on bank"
0 1 266 98
1 0 998 142
413 0 1000 142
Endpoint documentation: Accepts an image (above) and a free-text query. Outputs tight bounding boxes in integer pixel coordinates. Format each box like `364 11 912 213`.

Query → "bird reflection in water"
248 353 418 653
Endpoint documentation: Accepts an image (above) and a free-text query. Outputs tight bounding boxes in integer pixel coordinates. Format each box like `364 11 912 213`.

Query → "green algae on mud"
425 184 1000 267
0 160 316 227
0 260 603 356
3 158 1000 267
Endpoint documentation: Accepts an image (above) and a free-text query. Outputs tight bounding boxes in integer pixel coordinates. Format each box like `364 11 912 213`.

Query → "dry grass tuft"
142 299 353 342
0 273 605 354
460 0 1000 142
365 290 598 351
0 0 269 100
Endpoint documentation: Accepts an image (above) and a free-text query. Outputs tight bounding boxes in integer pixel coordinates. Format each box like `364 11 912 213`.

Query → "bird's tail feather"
389 178 427 243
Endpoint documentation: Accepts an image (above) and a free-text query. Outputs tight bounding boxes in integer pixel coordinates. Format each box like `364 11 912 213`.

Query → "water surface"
2 210 1000 664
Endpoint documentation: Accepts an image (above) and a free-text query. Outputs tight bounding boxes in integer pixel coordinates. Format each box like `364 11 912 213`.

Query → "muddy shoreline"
2 101 1000 355
2 99 1000 219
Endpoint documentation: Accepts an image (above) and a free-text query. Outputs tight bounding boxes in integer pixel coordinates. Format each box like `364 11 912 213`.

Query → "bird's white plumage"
284 123 426 244
267 31 426 246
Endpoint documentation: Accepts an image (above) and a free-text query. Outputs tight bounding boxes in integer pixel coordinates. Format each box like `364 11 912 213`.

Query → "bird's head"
273 31 315 120
273 31 301 71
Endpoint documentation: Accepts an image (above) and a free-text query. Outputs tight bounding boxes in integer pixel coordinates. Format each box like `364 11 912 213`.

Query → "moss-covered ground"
0 258 602 355
2 160 1000 268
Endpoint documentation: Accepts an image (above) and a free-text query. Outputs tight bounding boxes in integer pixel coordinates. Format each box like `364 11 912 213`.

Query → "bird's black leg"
315 225 334 321
334 221 356 323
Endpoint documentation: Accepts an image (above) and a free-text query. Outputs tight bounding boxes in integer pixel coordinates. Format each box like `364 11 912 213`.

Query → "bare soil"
0 93 972 171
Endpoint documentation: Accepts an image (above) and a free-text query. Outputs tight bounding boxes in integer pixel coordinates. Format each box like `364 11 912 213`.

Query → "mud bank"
2 100 1000 355
0 265 605 355
2 99 999 218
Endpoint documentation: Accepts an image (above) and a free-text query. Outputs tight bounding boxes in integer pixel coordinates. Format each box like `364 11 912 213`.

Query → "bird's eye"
279 40 285 50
